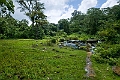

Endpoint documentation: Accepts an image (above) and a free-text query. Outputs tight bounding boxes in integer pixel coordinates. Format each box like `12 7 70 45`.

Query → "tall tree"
16 19 31 38
58 19 70 34
84 8 104 35
17 0 47 39
0 15 18 39
70 10 85 33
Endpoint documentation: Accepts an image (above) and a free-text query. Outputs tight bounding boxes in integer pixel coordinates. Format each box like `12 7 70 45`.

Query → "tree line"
0 0 120 44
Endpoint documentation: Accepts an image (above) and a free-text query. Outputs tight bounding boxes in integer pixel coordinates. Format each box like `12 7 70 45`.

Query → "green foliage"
58 19 70 34
109 5 120 20
0 15 31 39
17 0 47 39
0 34 6 39
68 5 120 37
1 2 120 80
0 0 14 15
98 21 120 44
93 44 120 65
91 57 120 80
51 38 56 44
45 40 53 46
70 10 85 34
67 33 79 40
84 8 104 35
59 38 65 42
78 33 91 40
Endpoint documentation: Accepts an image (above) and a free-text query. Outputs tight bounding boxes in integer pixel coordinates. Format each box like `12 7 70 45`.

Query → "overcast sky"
12 0 118 24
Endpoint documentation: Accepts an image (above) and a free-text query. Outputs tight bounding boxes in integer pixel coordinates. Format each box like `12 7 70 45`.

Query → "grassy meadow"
0 39 87 80
0 39 120 80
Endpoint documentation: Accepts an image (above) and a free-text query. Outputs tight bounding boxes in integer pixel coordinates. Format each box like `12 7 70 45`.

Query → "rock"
112 66 120 76
85 65 95 77
87 52 92 58
86 57 91 63
85 50 96 78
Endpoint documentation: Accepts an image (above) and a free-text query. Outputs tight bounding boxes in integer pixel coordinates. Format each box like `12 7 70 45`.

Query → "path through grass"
1 39 120 80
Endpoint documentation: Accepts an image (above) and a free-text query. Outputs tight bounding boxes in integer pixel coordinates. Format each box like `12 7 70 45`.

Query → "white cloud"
100 0 118 8
77 0 97 13
12 0 75 24
41 0 75 23
60 5 75 19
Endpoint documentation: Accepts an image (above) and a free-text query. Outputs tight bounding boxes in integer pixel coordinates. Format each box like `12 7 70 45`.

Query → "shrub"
93 54 107 64
51 38 56 44
59 38 65 42
108 58 118 66
46 40 53 46
93 44 120 65
66 37 78 40
0 34 7 39
109 45 120 58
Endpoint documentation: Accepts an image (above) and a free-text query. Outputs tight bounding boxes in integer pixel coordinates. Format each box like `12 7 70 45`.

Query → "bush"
108 58 118 66
45 40 53 46
93 54 107 63
0 34 7 39
93 44 120 65
109 45 120 58
59 38 65 42
51 38 56 44
96 44 120 58
67 33 79 40
79 46 87 51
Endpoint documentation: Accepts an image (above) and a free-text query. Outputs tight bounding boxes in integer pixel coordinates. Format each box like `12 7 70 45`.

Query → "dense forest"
0 0 120 70
0 0 120 41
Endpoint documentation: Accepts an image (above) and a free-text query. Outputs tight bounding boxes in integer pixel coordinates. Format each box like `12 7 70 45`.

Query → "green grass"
0 39 86 80
91 56 120 80
0 39 120 80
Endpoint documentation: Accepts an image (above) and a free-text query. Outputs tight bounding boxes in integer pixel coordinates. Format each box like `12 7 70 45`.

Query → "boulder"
112 66 120 76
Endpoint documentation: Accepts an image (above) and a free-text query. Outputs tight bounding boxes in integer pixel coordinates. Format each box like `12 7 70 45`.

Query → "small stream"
85 42 96 78
85 52 95 77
